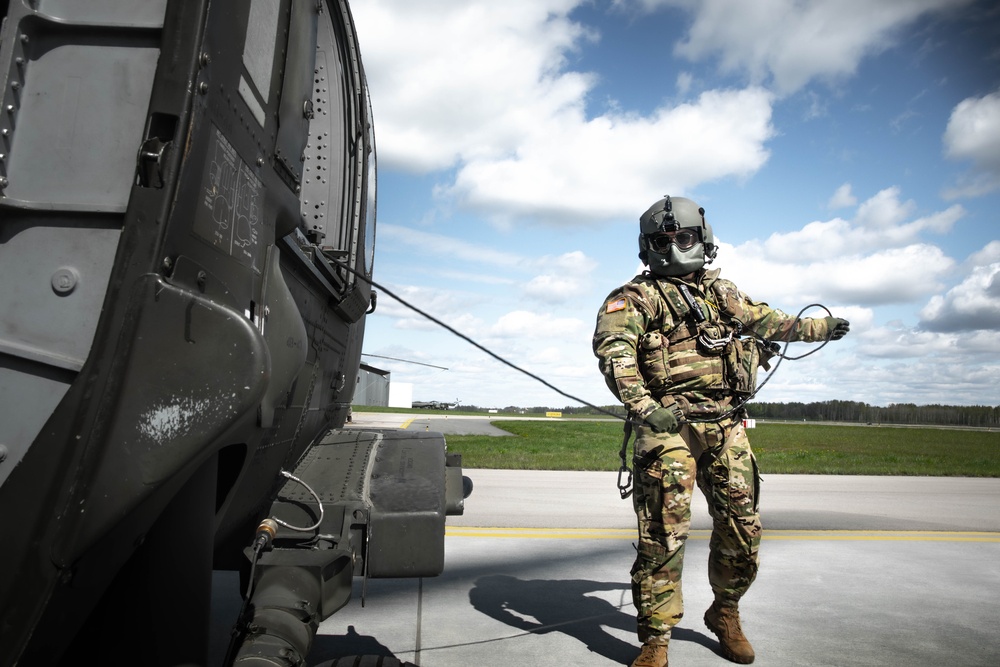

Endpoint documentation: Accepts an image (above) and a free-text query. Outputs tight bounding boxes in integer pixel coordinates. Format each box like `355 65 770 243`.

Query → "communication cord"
684 303 836 425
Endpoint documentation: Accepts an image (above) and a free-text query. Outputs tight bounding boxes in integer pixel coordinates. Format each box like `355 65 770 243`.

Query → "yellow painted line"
445 527 1000 542
400 418 415 429
764 531 1000 542
447 527 634 540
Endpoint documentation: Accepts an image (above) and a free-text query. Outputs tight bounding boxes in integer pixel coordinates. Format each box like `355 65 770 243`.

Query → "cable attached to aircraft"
329 257 626 420
224 517 278 666
225 471 327 663
270 469 325 532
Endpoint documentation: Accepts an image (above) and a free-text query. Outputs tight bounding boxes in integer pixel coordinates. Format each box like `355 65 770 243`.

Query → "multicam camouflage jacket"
593 269 834 421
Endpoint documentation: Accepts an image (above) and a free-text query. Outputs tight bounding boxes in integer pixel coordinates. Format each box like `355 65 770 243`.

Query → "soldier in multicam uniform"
593 196 850 667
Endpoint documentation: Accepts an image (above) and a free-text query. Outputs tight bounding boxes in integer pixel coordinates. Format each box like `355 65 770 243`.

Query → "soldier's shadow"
469 574 715 663
310 625 415 666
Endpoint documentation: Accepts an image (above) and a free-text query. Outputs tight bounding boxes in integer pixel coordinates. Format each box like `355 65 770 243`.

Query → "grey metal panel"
274 0 318 184
35 0 168 28
259 244 309 428
0 360 72 488
0 4 162 489
301 5 348 244
273 428 449 577
368 430 447 577
2 37 159 210
0 223 121 370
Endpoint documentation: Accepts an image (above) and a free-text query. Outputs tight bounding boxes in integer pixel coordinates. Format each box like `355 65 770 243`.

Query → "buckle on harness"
617 465 633 500
697 329 733 351
618 419 636 499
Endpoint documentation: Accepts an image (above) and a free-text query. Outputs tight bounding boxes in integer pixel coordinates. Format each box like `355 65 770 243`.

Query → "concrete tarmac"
215 413 1000 667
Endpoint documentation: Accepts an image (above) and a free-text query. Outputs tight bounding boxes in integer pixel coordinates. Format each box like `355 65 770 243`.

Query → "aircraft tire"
328 657 417 667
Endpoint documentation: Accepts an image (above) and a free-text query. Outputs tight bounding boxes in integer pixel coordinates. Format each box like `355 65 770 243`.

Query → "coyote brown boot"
704 602 755 664
630 642 668 667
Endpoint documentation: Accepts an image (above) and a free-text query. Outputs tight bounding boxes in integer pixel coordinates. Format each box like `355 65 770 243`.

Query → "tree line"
744 400 1000 427
486 401 1000 428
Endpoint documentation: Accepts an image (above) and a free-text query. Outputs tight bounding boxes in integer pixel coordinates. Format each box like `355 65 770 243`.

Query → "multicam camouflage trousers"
630 418 761 645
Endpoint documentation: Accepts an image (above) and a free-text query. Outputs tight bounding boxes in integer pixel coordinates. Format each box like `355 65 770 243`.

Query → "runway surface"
212 412 1000 667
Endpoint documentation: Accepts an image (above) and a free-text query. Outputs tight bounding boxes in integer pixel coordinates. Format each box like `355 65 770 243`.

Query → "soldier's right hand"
825 317 850 341
646 407 681 434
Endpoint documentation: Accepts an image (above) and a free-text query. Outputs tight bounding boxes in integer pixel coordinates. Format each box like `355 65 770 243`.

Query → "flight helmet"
638 195 717 277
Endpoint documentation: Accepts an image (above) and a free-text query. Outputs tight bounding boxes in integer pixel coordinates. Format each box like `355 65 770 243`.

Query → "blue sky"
349 0 1000 410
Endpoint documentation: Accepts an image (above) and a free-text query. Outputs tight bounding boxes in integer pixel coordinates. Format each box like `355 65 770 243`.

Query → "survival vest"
635 274 769 400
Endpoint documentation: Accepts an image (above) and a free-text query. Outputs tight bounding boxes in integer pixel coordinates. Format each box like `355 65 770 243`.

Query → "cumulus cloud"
722 242 955 307
489 310 586 339
943 89 1000 197
629 0 975 95
374 284 483 332
831 323 1000 404
716 188 961 306
378 224 528 270
820 246 956 305
919 260 1000 331
742 189 966 268
353 0 978 227
855 187 915 230
375 224 597 314
840 355 999 406
523 251 598 302
353 0 775 225
968 240 1000 267
827 183 857 209
353 0 592 173
449 87 775 223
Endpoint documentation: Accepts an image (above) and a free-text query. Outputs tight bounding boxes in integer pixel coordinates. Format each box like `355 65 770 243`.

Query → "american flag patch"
606 298 627 313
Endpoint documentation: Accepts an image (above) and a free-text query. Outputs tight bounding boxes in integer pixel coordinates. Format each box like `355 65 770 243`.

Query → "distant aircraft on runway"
413 400 459 410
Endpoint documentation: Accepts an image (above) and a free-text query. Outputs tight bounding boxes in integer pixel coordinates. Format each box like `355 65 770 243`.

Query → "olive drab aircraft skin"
0 1 467 665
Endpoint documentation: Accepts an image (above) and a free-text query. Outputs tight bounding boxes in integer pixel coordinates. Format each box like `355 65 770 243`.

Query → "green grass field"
444 420 1000 476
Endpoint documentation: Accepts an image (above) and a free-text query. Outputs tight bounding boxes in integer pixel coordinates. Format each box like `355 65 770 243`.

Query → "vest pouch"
696 323 730 356
724 337 760 396
638 331 670 392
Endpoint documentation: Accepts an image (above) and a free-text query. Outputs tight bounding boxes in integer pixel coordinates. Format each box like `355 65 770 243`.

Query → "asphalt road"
212 413 1000 667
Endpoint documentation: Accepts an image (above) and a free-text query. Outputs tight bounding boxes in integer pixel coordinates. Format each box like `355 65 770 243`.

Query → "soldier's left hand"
646 407 681 434
826 317 850 340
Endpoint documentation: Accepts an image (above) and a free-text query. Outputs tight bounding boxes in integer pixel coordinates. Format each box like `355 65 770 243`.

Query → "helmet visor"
648 228 700 252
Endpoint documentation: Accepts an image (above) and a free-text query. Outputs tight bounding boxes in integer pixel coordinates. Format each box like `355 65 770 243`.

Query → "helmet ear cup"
702 221 717 264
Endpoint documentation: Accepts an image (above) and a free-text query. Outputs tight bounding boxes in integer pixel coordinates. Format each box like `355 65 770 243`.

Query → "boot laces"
634 644 666 667
721 608 743 632
710 605 747 641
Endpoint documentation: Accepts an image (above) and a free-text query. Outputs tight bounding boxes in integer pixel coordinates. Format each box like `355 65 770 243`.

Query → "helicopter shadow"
469 574 716 663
